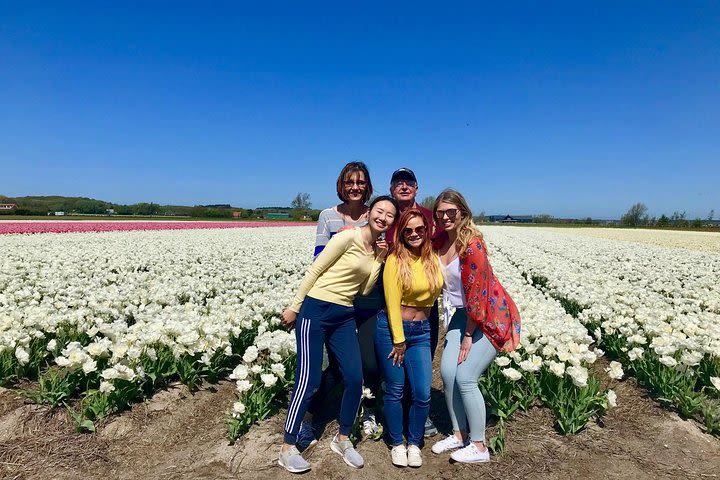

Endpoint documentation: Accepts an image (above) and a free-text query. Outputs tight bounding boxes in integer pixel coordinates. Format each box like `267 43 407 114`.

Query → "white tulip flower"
501 367 522 381
606 389 617 408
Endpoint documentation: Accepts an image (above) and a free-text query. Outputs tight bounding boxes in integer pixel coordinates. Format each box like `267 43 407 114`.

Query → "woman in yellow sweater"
375 207 443 468
278 195 398 473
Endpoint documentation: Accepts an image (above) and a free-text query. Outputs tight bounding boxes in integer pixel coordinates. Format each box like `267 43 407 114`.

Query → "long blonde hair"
392 208 441 293
433 189 484 253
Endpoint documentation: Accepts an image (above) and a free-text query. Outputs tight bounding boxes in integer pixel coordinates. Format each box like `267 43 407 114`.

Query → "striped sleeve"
314 210 332 258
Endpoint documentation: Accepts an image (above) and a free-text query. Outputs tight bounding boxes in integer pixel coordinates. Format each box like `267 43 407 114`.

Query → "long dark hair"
368 194 399 213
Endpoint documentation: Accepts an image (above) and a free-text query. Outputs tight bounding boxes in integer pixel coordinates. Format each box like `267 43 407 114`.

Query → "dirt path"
1 353 719 480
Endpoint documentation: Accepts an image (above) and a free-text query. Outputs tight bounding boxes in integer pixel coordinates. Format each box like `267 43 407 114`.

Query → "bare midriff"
400 305 432 321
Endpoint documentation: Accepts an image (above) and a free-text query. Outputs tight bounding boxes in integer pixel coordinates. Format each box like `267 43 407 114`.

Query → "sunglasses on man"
392 180 417 188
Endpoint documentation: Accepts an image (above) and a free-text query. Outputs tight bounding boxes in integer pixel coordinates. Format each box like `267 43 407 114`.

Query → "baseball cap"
390 168 417 184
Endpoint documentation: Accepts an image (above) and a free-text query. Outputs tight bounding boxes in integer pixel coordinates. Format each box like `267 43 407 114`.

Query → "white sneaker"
361 411 379 436
390 444 408 467
423 417 438 437
278 446 311 473
431 434 467 454
450 443 490 463
330 435 364 469
407 444 422 467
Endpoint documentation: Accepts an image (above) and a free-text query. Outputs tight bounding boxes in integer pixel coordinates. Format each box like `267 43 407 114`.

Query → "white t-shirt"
440 256 466 327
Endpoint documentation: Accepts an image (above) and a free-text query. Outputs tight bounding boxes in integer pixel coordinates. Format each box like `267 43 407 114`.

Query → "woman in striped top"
296 162 385 448
313 161 372 257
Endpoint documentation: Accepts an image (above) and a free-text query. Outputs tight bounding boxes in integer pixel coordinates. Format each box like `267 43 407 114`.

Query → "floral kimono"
459 236 521 352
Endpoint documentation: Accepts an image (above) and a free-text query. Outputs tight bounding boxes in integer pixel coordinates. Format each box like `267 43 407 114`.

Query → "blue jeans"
375 310 431 446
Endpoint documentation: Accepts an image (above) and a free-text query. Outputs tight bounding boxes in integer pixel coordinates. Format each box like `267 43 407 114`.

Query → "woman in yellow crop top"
374 207 443 468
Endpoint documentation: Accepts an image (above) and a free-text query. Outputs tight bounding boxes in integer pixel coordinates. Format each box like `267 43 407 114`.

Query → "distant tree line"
0 195 114 216
0 194 323 221
620 202 716 228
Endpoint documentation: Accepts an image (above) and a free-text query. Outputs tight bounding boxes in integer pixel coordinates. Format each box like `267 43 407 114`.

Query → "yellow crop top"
383 253 444 343
290 228 383 313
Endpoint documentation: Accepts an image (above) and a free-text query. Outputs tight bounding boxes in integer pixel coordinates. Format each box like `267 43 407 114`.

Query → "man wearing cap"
385 168 434 249
386 167 440 438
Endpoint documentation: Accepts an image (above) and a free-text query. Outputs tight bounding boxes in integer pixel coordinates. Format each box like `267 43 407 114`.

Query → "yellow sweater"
383 253 444 343
290 228 383 313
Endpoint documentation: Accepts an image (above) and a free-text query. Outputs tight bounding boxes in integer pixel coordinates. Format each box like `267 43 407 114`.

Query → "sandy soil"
1 353 719 480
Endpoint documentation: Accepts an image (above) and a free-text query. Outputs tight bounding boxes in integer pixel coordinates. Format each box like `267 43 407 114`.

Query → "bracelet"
464 332 473 337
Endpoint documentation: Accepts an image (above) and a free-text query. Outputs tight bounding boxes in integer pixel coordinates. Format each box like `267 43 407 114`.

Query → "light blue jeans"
440 308 497 442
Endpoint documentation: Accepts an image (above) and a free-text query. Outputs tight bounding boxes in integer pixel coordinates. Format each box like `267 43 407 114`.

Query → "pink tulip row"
0 221 314 235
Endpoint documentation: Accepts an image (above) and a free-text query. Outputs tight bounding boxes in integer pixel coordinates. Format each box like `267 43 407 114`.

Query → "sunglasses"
392 180 417 188
435 208 459 221
402 225 427 237
343 179 367 187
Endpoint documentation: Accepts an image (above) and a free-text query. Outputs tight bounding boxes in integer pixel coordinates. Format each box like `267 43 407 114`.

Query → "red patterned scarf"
459 236 521 352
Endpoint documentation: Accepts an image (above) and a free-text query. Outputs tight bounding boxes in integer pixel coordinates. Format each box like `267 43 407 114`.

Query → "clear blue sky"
2 2 718 219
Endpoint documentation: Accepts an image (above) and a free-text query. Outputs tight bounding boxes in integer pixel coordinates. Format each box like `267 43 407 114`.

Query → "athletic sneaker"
424 417 438 437
390 444 408 467
361 410 380 436
431 434 467 454
330 434 364 469
450 443 490 463
278 446 311 473
295 419 318 452
407 444 422 467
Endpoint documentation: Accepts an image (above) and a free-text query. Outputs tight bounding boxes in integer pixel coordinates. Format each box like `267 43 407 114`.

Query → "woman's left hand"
458 335 473 364
281 309 297 331
375 238 388 258
388 342 406 366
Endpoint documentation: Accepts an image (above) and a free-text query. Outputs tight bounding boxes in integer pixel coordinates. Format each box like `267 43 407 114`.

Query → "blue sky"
1 2 718 219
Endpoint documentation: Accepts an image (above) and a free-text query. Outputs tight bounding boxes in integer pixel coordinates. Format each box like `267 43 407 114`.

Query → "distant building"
265 212 291 219
54 211 65 216
487 214 534 223
106 209 115 215
0 203 17 211
232 211 243 218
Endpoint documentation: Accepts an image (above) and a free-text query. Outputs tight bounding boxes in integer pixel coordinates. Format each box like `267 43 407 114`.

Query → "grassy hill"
0 195 319 220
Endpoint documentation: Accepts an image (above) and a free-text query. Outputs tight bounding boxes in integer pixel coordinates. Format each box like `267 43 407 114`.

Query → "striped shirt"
314 206 368 258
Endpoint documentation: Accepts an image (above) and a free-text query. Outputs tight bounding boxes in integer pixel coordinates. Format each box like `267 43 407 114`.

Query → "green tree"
670 210 688 227
620 203 648 227
708 209 715 222
291 193 311 220
657 214 670 227
534 214 554 224
132 202 161 216
291 193 311 210
190 206 209 217
420 196 435 210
